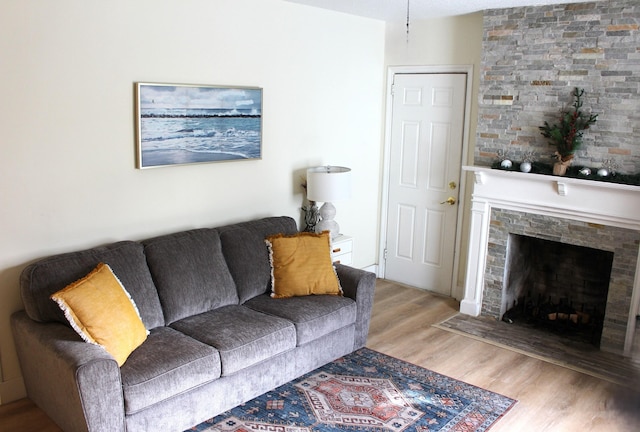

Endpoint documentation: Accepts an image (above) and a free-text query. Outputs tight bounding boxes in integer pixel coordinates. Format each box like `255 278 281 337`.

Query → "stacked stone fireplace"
465 0 640 356
484 208 636 350
461 167 640 355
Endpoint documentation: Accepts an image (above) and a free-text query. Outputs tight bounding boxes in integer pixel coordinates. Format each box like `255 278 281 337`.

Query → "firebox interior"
502 234 614 347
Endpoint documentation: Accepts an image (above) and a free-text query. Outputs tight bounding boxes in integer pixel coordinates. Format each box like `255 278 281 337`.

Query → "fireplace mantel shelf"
467 165 640 194
463 166 640 231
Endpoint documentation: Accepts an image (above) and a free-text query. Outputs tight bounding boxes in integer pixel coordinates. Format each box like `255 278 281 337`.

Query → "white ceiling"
284 0 597 21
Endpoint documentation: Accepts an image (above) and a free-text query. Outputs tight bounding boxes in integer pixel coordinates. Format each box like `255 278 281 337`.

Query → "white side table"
331 235 353 265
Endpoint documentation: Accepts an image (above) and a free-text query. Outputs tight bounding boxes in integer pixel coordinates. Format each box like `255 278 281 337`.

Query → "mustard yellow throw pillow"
265 231 342 299
50 263 148 366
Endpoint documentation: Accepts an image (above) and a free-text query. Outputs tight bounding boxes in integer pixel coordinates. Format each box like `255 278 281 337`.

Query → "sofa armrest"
11 311 125 432
335 264 376 350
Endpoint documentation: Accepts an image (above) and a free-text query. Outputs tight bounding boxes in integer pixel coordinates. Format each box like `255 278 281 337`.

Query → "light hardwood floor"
367 280 640 432
2 279 639 431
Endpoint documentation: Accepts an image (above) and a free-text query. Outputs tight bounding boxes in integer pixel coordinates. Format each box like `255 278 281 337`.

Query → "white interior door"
384 73 466 296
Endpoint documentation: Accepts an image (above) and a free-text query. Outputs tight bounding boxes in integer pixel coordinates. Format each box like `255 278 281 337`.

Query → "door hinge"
390 84 395 97
383 248 388 261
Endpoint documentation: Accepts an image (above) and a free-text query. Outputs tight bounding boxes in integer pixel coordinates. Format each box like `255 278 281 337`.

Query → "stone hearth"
461 166 640 355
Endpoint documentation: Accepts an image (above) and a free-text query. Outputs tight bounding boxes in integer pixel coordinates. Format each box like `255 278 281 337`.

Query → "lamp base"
315 202 340 239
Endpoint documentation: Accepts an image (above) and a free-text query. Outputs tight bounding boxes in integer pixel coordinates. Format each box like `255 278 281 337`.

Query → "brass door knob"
440 196 456 205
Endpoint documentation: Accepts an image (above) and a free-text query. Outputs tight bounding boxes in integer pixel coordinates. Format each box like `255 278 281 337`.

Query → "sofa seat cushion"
120 327 221 415
244 294 356 345
170 305 296 376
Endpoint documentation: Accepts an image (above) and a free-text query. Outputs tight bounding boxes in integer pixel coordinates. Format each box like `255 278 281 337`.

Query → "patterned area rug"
187 348 516 432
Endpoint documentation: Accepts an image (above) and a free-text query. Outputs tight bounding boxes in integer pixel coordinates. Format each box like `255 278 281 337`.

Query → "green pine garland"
539 88 598 163
492 161 640 186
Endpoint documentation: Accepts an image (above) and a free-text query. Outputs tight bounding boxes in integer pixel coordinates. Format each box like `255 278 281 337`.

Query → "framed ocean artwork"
135 83 262 168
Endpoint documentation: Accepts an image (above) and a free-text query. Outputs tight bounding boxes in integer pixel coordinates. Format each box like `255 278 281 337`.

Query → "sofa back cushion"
20 241 165 329
218 216 298 303
143 228 238 324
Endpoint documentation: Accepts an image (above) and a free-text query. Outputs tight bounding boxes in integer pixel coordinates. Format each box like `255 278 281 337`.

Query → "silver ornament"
579 167 591 176
501 159 513 169
597 168 608 177
520 162 531 173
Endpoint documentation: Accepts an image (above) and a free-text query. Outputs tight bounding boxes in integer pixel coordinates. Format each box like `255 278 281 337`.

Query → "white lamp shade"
306 166 351 202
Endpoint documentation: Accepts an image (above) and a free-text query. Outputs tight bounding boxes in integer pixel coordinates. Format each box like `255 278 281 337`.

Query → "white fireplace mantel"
460 166 640 354
464 166 640 229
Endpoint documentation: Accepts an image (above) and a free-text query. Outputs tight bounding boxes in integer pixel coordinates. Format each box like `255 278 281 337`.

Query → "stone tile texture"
475 0 640 174
482 208 640 354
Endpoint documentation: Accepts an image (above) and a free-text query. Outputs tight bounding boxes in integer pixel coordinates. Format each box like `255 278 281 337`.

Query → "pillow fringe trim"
50 297 99 346
265 239 277 298
333 264 344 296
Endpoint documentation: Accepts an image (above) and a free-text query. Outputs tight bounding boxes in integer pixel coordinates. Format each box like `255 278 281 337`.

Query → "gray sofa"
11 216 376 432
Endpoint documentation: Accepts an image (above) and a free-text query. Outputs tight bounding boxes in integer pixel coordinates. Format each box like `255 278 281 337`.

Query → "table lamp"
306 166 351 239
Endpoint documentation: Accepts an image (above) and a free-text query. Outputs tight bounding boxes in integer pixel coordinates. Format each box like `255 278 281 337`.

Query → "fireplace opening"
501 234 614 347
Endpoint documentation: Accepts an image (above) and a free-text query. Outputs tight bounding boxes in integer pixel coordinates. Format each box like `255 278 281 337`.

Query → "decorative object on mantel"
500 159 512 169
497 149 512 169
519 151 535 173
539 87 598 176
597 158 619 178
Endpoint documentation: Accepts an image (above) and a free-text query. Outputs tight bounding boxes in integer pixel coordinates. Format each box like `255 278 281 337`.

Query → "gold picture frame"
135 82 262 168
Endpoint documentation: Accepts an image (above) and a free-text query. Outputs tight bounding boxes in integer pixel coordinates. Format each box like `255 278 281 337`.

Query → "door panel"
385 73 466 296
396 205 416 259
400 122 420 187
423 208 445 266
428 122 450 189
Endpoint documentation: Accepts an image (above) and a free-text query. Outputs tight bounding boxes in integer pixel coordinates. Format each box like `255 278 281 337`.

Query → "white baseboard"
361 264 379 276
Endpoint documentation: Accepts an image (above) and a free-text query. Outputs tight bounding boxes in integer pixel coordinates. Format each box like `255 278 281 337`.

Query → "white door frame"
378 65 474 301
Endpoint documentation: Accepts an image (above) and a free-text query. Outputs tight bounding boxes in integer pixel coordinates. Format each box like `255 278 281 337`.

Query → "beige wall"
0 0 385 402
383 13 484 298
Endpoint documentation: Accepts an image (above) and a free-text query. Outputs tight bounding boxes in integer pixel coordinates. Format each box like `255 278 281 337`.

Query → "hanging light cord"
406 0 410 43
